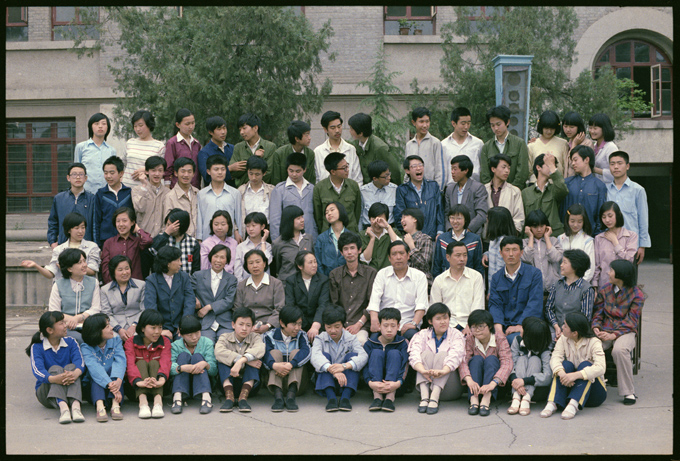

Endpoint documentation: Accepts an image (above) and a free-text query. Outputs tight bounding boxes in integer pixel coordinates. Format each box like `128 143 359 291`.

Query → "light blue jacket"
81 335 126 389
310 329 368 373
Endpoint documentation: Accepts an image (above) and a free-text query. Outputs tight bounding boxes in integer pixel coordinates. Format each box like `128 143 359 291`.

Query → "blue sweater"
29 336 84 390
262 328 312 370
488 263 544 327
197 140 235 186
394 179 445 240
362 332 409 385
432 230 484 278
81 335 127 389
47 189 96 245
93 183 133 246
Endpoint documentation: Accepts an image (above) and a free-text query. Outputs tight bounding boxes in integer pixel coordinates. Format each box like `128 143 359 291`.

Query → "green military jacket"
351 135 403 186
269 144 316 185
229 138 278 187
479 133 530 189
312 177 362 234
521 169 568 237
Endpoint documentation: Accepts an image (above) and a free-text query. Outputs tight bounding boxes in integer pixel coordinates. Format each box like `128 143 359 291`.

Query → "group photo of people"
24 102 648 424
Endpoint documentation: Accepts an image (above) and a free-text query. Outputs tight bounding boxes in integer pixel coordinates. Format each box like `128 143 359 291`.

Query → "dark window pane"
634 43 649 62
7 197 29 213
58 162 70 191
6 26 28 42
78 6 99 22
661 87 671 115
57 121 76 139
656 51 665 62
8 163 27 193
33 197 55 213
57 144 74 162
7 7 24 23
386 6 407 16
615 42 631 62
55 7 76 23
661 68 671 82
53 24 99 41
653 66 659 81
411 6 432 17
33 163 54 193
633 66 651 117
7 145 27 162
33 144 53 163
32 122 52 139
616 67 631 80
599 50 610 62
6 122 26 139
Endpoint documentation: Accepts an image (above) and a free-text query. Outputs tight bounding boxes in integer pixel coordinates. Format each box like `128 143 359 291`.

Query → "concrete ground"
5 262 673 455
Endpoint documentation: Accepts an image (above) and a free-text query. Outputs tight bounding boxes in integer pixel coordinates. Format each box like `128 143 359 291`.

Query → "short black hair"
486 105 511 124
244 211 268 227
287 120 311 145
131 110 156 132
378 307 401 324
563 204 593 237
243 248 269 274
403 155 424 171
88 113 112 140
562 249 590 278
446 240 468 256
348 112 372 137
448 204 471 229
500 235 523 251
208 244 231 265
279 305 303 326
145 155 167 171
402 207 424 231
68 162 87 175
368 202 389 221
179 315 202 335
280 205 305 241
411 107 431 122
561 111 586 138
337 230 362 253
58 248 86 279
62 212 87 237
136 309 164 336
103 155 124 173
610 259 637 288
525 209 550 228
564 312 595 339
588 113 615 142
164 208 191 236
246 155 268 173
174 156 196 173
206 154 228 170
108 255 132 282
450 155 473 178
233 306 256 324
325 201 349 228
324 152 346 173
521 317 551 353
294 250 315 272
489 153 511 171
286 152 307 170
209 210 233 237
153 245 182 274
532 153 559 178
237 113 261 130
467 309 494 331
450 107 471 123
599 201 625 229
320 111 342 129
388 239 410 255
82 313 110 347
570 145 595 170
536 110 561 135
112 206 136 228
206 116 227 133
367 160 390 181
322 304 346 326
425 302 450 325
609 150 630 164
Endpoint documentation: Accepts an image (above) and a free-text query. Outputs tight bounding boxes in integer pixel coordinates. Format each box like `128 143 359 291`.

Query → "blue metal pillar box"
492 55 533 143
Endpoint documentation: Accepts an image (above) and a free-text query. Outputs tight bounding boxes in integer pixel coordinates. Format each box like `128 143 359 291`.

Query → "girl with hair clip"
81 313 127 422
507 317 552 416
588 113 618 184
165 108 202 188
557 204 596 282
27 311 85 424
200 210 238 273
233 211 272 282
540 312 607 420
527 110 569 181
271 205 315 284
121 110 166 188
561 111 593 178
592 201 638 289
592 259 645 405
315 202 349 276
22 212 101 282
481 206 517 291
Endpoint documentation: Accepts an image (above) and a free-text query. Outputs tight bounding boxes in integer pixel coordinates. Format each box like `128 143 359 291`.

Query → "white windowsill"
6 40 97 51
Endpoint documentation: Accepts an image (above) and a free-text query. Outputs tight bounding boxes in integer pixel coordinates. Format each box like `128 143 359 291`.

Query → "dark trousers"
548 360 607 410
401 328 418 341
90 380 125 407
467 354 500 400
365 349 403 383
172 352 212 399
35 364 82 408
315 352 359 398
218 362 261 394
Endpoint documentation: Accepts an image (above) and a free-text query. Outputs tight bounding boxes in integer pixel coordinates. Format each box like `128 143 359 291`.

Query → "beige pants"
416 349 464 401
601 332 636 396
266 349 308 395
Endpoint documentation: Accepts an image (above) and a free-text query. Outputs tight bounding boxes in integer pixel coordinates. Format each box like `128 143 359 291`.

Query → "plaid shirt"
545 277 595 327
151 232 201 275
408 231 434 287
592 283 645 338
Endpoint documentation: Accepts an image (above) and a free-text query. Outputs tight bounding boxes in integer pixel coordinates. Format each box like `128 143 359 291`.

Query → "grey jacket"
100 278 146 330
191 269 238 331
443 177 489 234
310 329 368 373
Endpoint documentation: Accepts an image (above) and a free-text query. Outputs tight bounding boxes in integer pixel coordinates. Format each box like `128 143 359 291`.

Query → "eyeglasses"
69 173 85 178
470 325 488 331
379 172 391 179
335 165 349 171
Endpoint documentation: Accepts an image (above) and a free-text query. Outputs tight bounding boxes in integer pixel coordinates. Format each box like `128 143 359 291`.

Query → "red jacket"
124 334 172 385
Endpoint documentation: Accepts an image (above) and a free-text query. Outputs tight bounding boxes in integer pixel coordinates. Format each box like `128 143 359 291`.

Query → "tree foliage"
68 7 335 144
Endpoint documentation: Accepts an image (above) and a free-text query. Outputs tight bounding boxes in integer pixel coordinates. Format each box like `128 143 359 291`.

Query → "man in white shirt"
405 107 445 191
313 111 362 183
367 240 428 341
430 240 485 336
441 107 484 184
359 160 398 230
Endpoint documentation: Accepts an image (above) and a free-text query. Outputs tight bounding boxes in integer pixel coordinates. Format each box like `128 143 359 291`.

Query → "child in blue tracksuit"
81 313 127 422
27 311 85 424
362 307 409 412
432 204 484 278
263 305 312 412
310 305 368 412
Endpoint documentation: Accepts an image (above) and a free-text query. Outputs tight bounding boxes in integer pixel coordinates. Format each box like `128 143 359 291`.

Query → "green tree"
67 7 335 144
405 78 450 141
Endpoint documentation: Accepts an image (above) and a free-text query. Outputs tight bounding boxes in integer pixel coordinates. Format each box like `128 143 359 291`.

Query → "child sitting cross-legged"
311 305 368 412
262 305 312 412
214 307 265 413
170 315 218 415
362 307 409 412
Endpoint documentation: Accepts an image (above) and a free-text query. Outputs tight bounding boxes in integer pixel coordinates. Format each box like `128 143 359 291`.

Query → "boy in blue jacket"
93 156 132 247
311 305 368 412
263 305 312 412
363 307 409 412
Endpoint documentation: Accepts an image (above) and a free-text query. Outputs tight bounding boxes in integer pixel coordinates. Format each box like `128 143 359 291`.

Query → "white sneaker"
138 405 152 419
151 403 165 418
59 409 72 424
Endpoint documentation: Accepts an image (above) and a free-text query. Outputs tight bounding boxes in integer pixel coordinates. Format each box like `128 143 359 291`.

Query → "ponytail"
25 311 65 357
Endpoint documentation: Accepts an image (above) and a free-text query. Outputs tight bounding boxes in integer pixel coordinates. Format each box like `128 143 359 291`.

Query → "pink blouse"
592 227 638 289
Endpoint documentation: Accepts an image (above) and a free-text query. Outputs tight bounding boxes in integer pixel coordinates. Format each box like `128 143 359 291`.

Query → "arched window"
594 40 672 119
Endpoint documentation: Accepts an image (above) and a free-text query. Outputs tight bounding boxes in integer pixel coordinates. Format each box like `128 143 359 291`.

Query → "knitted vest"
553 279 592 325
56 276 96 315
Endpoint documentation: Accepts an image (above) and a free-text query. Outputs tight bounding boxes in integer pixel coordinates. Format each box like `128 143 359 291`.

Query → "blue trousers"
504 331 521 349
172 352 212 398
90 380 125 407
315 352 359 398
365 349 403 383
401 328 418 341
201 326 232 344
467 354 500 400
218 362 260 390
548 360 607 410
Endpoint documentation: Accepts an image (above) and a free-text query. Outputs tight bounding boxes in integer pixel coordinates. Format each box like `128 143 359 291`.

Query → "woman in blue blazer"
144 246 195 341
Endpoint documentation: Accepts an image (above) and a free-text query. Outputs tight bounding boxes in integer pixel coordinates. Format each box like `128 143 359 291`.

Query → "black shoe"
369 398 383 411
325 398 339 412
171 400 183 415
381 399 395 412
199 400 213 415
479 405 491 417
623 395 637 405
418 399 429 413
426 400 439 415
468 403 479 416
339 398 352 411
238 400 251 412
220 399 234 413
285 397 299 412
271 398 285 412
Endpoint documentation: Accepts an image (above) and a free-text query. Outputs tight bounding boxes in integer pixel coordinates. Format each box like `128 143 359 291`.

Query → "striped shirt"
121 138 166 188
544 277 595 327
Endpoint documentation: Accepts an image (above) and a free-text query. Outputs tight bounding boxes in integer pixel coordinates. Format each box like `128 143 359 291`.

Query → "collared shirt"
494 135 507 154
101 230 153 284
73 138 117 194
164 133 202 189
606 177 651 248
331 179 344 195
441 132 484 184
211 268 223 296
46 239 101 281
563 173 608 236
360 181 398 229
328 263 377 327
475 333 497 355
367 266 428 328
313 138 363 184
302 276 312 291
490 182 503 207
592 283 645 338
285 176 310 197
545 277 595 327
247 138 261 155
131 182 170 238
233 238 272 282
111 278 138 306
430 266 485 328
164 234 200 274
592 227 638 288
48 277 101 318
456 181 466 204
408 231 434 286
433 329 448 353
242 182 270 220
196 182 242 241
163 184 199 238
504 263 521 282
452 229 466 241
405 132 445 190
43 337 69 352
163 272 173 290
521 236 564 291
246 272 271 290
557 230 596 283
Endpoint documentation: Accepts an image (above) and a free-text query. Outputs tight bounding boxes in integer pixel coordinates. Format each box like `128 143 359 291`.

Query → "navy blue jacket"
93 184 133 247
488 262 544 328
362 332 409 385
314 228 347 276
432 230 484 278
144 271 195 334
394 179 445 240
47 189 95 245
197 140 235 186
561 173 607 236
